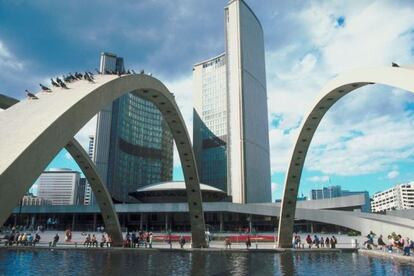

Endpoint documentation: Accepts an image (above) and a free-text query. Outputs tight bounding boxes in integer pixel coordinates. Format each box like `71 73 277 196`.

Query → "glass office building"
94 52 173 203
106 94 173 202
193 54 228 192
193 0 271 203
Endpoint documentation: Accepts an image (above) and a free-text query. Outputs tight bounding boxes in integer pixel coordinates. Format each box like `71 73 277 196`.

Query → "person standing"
148 232 153 248
403 237 411 256
330 236 337 249
246 236 251 249
225 238 232 249
179 236 186 249
52 233 59 247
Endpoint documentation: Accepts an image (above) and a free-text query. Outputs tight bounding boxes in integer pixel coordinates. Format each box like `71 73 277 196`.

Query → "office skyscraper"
37 168 80 205
94 52 173 203
193 0 271 203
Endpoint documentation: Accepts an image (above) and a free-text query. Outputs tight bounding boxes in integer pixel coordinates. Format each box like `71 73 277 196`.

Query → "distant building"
371 182 414 213
83 135 95 205
21 193 51 206
94 52 173 202
37 168 80 205
193 0 271 203
309 185 370 212
77 178 86 205
309 185 342 200
99 52 125 74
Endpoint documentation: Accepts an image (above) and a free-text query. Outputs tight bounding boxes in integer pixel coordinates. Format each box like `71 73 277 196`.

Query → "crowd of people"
123 231 153 248
364 231 414 256
4 231 41 246
293 234 338 249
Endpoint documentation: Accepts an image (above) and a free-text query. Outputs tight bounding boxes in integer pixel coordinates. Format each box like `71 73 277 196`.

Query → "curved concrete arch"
64 139 123 245
277 66 414 248
0 74 207 248
0 94 123 246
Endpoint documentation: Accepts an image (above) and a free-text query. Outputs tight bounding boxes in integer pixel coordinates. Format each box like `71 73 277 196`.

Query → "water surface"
0 250 413 275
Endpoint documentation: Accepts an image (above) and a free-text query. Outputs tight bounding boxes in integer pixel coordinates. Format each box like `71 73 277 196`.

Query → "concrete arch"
277 66 414 248
0 95 123 245
0 74 207 248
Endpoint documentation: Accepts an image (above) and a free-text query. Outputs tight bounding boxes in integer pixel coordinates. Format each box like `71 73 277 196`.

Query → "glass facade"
193 54 228 192
107 93 173 202
94 52 173 203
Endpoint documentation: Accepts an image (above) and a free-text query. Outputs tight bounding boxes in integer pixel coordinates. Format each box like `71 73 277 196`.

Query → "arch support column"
277 66 414 248
65 139 123 246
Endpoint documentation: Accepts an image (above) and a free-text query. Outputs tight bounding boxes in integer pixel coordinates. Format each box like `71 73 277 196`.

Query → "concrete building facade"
193 0 271 204
94 53 173 203
37 168 80 205
371 182 414 212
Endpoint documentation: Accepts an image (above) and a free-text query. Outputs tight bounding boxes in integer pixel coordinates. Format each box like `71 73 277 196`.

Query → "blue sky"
1 0 414 201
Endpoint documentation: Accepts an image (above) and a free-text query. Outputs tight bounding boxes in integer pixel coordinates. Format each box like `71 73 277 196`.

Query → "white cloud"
0 40 23 71
307 175 330 183
306 111 414 175
387 170 399 179
266 1 414 179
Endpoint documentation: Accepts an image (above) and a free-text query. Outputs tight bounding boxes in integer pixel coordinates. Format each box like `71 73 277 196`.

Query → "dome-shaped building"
129 181 229 203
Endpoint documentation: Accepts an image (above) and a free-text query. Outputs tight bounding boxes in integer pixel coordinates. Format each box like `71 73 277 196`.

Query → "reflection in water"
0 250 414 275
190 252 206 276
279 253 295 275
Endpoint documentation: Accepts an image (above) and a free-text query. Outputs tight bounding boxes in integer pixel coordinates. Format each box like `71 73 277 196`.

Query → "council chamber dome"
129 181 229 203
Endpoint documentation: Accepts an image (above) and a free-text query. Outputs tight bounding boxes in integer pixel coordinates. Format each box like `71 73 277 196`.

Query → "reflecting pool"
0 250 413 275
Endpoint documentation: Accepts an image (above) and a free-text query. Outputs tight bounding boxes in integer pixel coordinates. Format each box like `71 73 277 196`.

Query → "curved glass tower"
94 52 173 203
107 94 173 202
193 0 271 203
